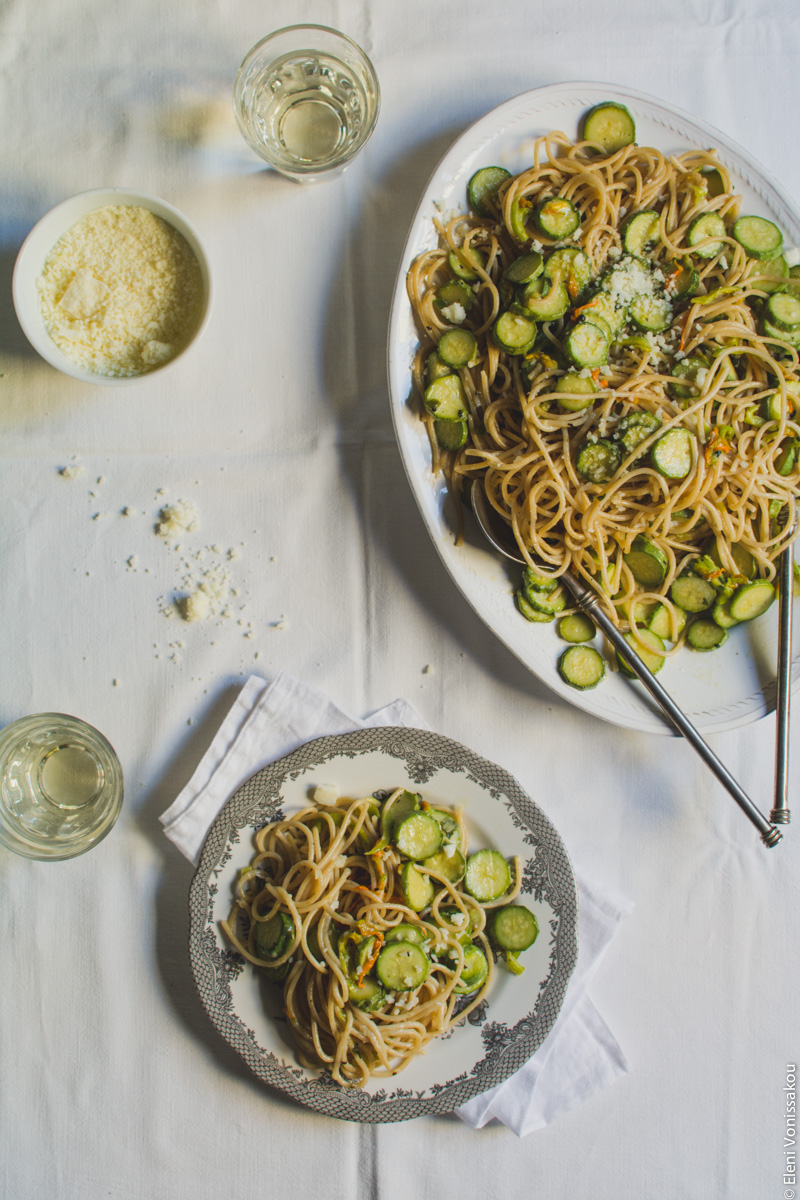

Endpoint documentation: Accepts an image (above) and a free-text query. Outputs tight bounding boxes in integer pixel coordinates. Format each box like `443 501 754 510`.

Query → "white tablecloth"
1 2 798 1197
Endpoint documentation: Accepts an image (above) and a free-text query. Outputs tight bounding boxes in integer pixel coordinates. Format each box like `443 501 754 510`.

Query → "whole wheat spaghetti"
406 118 800 648
221 788 523 1087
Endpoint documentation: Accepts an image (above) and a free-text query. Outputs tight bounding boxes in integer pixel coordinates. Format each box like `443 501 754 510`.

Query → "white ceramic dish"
387 81 800 735
188 727 578 1122
12 187 212 385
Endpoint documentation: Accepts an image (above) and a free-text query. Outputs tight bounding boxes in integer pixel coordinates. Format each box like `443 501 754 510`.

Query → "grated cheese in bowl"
12 188 212 385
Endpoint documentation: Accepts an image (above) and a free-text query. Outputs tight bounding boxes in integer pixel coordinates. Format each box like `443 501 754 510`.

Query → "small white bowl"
12 187 213 385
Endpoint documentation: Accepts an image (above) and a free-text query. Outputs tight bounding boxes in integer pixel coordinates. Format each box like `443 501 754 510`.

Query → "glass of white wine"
233 25 380 182
0 713 123 860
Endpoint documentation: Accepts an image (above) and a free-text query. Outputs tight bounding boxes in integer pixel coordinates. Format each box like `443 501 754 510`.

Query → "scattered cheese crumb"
59 463 84 480
312 784 341 806
157 499 199 540
439 302 466 324
178 589 211 623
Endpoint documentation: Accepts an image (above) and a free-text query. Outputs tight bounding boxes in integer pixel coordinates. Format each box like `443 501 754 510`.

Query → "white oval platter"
387 82 800 734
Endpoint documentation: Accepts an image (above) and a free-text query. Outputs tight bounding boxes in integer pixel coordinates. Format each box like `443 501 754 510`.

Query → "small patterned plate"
188 726 578 1122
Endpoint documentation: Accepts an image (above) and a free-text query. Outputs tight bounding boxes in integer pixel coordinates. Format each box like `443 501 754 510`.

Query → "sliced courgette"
437 327 477 368
546 247 593 296
728 580 776 621
565 320 609 369
555 370 597 412
536 195 580 240
734 215 783 261
400 862 434 912
453 945 489 995
517 276 571 321
576 437 622 483
557 612 596 643
650 428 695 479
434 280 474 323
464 849 511 902
448 245 487 281
766 292 800 333
687 212 727 259
647 603 686 641
489 904 539 952
420 847 466 883
424 373 467 420
440 905 479 936
762 389 796 422
384 922 428 946
522 583 567 616
629 292 672 332
668 354 708 401
669 573 716 612
711 594 741 630
707 540 756 579
394 812 444 860
493 310 537 354
749 254 789 294
516 590 555 623
617 628 666 676
375 941 430 991
558 643 606 689
467 166 511 216
381 790 421 844
624 535 668 587
701 166 726 198
686 617 729 651
522 565 559 595
581 102 636 154
425 349 451 383
623 211 660 256
508 196 534 243
503 250 544 285
434 417 468 451
616 411 662 458
348 976 387 1012
253 912 294 961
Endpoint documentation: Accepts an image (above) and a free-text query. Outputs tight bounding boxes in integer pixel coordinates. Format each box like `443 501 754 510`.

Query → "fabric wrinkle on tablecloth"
160 670 631 1136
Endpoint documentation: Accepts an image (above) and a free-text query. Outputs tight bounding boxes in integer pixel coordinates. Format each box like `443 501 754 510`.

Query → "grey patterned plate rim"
387 81 800 736
188 726 578 1123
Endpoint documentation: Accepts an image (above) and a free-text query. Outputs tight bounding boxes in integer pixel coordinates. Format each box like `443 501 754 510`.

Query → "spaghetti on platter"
406 104 800 669
221 787 531 1088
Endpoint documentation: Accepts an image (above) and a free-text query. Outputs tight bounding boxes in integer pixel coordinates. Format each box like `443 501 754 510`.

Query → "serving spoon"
467 479 782 847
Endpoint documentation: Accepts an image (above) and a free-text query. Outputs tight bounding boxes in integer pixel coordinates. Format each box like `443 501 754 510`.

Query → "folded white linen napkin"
160 670 631 1136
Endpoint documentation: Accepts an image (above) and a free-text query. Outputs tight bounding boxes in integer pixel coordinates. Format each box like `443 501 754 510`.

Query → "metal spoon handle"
771 543 793 825
564 569 782 848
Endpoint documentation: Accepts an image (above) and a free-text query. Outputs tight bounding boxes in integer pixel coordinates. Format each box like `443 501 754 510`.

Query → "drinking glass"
0 713 123 860
233 25 380 181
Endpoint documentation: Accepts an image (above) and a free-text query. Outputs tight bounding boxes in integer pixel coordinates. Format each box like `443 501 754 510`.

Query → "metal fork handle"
771 543 793 825
564 569 782 848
